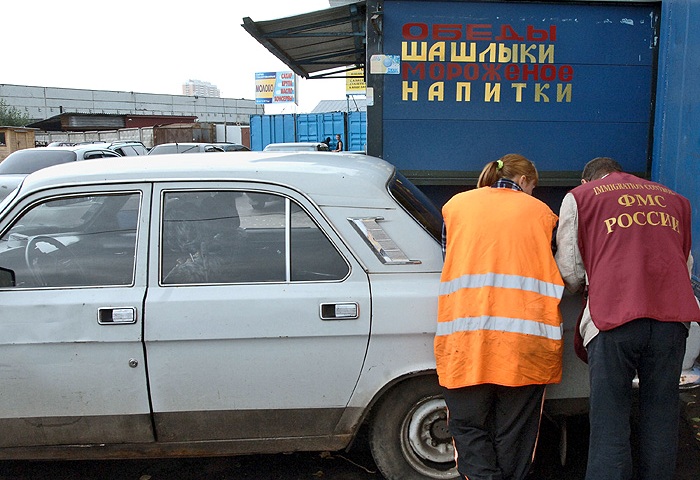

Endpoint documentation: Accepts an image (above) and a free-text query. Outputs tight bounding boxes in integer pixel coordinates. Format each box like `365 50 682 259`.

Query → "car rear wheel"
369 376 458 480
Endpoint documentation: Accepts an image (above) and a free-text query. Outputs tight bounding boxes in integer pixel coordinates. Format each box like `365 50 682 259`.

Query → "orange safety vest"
435 187 565 389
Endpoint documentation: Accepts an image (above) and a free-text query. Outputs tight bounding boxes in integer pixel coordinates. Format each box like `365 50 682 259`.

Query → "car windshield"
388 172 442 242
0 150 77 175
150 145 203 154
222 144 250 151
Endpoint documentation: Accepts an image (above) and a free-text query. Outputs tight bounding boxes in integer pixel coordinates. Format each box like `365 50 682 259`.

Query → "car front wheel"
369 376 458 480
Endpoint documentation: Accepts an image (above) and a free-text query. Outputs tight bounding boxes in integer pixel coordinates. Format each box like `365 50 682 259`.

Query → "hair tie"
496 159 504 171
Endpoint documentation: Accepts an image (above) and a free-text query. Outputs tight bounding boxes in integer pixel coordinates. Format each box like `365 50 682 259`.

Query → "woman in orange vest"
435 153 564 480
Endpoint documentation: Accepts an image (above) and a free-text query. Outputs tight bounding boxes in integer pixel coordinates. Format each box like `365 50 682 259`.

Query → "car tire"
369 376 458 480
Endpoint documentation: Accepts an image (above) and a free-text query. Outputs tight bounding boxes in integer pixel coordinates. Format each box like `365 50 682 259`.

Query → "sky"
2 0 349 114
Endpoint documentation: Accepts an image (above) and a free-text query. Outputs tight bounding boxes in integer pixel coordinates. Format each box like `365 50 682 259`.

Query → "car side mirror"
0 267 16 287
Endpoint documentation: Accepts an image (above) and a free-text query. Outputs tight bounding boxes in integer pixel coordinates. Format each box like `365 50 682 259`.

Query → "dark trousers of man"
442 383 546 480
585 318 688 480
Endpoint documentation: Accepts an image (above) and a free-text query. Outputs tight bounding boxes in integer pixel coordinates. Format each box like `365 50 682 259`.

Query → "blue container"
347 111 367 152
250 114 296 151
296 113 345 148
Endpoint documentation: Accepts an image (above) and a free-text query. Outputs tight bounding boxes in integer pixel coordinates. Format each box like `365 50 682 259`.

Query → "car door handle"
98 307 137 325
320 302 359 320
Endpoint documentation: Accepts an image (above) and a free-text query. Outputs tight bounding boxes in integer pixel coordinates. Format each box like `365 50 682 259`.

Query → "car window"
149 145 179 155
0 150 77 174
83 150 120 159
204 146 225 152
175 145 202 153
0 193 140 288
160 190 349 285
222 144 250 151
389 171 443 242
114 146 136 156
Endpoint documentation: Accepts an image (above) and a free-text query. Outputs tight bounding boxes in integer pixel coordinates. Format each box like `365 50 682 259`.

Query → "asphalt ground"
0 390 697 480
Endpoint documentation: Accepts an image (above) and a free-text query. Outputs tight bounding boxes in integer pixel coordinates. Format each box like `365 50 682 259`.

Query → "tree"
0 99 30 126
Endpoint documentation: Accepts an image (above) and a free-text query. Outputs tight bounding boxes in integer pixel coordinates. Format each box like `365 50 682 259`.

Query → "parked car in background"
263 142 330 152
81 141 149 156
0 145 121 202
148 142 249 155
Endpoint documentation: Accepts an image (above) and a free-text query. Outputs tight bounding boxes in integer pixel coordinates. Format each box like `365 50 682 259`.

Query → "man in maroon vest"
555 157 700 480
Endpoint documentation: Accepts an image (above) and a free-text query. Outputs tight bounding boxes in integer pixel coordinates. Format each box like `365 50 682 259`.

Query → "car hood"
0 175 26 202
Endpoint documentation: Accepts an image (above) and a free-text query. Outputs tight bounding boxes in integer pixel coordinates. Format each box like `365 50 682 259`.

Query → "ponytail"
477 153 538 188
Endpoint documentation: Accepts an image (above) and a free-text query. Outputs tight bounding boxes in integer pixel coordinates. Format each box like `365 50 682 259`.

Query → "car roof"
265 142 327 147
17 152 395 206
15 145 116 153
152 142 243 147
264 142 329 151
148 142 248 154
79 141 145 146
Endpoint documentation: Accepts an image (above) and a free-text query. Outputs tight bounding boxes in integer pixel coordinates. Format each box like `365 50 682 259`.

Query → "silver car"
0 145 121 202
0 152 588 479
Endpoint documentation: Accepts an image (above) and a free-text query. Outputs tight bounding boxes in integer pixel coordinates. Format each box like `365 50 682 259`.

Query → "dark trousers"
442 383 546 480
586 318 688 480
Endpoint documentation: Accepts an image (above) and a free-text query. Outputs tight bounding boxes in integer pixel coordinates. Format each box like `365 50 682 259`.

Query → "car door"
144 183 371 443
0 184 154 448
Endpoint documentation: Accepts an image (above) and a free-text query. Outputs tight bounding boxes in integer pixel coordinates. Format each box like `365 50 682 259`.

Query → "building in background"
0 84 261 129
182 79 221 98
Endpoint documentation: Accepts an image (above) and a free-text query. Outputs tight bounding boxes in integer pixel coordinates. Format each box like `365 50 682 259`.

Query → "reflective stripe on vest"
435 314 563 341
439 272 564 299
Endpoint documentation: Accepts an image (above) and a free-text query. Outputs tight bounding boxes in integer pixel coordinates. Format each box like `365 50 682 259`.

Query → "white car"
0 152 599 478
263 142 330 152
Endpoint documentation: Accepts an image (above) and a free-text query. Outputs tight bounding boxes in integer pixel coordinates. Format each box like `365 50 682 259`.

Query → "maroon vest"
571 172 700 330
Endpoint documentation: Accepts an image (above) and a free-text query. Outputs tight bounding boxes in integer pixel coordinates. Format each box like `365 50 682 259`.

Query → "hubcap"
401 396 457 478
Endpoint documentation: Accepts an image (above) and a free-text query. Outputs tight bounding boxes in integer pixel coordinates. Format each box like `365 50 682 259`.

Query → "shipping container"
296 112 345 146
347 111 367 152
249 111 366 152
250 114 296 151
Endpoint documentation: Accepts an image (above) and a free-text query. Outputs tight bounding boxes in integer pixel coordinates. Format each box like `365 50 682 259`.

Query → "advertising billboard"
255 71 297 104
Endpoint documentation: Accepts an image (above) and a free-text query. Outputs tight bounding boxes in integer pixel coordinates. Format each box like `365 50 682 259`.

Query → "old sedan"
0 152 587 480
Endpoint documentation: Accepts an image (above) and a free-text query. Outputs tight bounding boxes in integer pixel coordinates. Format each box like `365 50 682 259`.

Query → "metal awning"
242 2 366 79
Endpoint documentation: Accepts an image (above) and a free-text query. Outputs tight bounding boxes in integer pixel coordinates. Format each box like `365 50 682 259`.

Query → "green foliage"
0 99 31 126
